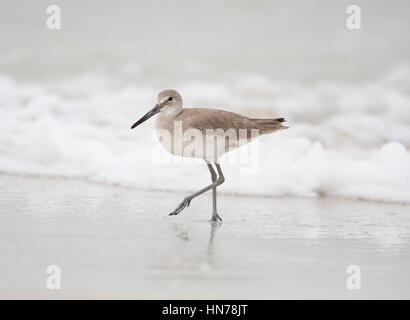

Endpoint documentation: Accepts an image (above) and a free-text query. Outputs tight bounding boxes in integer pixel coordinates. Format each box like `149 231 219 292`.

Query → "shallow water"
0 174 409 299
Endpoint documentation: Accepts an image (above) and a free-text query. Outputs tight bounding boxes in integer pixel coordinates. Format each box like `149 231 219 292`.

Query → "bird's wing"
176 108 257 134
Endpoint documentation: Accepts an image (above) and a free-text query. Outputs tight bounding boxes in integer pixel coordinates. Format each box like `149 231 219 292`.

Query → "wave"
0 69 409 203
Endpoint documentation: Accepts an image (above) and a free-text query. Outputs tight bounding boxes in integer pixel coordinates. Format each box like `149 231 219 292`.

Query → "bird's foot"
209 213 222 223
169 197 191 216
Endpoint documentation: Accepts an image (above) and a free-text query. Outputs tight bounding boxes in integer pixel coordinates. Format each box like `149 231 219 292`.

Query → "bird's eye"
168 97 173 102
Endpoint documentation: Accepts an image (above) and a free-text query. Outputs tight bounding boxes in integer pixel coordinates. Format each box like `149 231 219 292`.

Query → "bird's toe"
169 198 191 216
209 213 222 223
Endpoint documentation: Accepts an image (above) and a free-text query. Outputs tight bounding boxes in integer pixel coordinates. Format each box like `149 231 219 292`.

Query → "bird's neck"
155 107 182 130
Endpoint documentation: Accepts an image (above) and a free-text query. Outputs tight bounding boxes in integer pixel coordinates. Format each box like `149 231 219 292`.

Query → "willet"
131 89 288 222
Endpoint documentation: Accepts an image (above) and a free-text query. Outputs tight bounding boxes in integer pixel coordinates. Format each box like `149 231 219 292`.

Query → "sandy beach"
0 173 409 299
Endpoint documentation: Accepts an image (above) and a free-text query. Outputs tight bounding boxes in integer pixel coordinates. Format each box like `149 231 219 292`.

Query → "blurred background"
1 0 410 202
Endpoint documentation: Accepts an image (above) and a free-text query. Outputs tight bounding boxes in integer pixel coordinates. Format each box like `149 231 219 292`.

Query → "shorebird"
131 89 288 222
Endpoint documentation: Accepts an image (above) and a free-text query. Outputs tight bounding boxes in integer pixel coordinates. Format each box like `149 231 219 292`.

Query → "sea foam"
0 69 409 203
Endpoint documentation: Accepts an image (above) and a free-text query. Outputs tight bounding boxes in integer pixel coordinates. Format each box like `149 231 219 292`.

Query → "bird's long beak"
130 104 161 129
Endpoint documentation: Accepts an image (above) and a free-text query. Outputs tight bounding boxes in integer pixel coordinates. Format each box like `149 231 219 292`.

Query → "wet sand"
0 174 409 299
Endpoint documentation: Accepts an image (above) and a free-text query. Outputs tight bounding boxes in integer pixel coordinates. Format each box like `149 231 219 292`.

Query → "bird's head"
131 89 182 129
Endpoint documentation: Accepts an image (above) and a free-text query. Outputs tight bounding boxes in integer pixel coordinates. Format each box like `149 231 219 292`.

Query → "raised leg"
169 162 225 218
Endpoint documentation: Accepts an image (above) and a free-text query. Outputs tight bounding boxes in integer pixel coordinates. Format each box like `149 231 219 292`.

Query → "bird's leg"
169 162 225 217
209 162 223 222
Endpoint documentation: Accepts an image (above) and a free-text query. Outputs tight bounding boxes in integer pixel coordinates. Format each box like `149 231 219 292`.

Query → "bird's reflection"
172 221 221 266
149 222 222 278
206 221 219 265
173 223 189 242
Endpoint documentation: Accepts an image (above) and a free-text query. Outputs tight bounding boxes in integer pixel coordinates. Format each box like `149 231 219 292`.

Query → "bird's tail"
251 117 289 134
